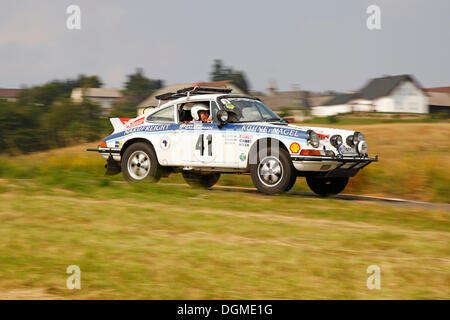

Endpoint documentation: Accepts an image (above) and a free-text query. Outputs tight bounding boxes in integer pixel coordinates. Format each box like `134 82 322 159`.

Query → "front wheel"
182 172 221 189
121 142 161 182
305 176 349 197
250 147 295 194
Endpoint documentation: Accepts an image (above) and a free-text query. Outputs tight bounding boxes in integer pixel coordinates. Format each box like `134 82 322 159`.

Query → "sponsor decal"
224 135 237 145
237 125 305 138
239 153 246 161
119 118 132 125
114 141 122 148
160 137 170 150
179 123 214 130
289 142 301 154
125 117 145 129
124 124 171 135
239 137 252 147
317 133 330 140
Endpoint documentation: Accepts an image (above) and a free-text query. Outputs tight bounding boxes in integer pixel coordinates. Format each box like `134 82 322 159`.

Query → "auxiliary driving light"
330 135 343 148
354 132 365 143
357 140 368 156
346 135 355 147
306 130 320 148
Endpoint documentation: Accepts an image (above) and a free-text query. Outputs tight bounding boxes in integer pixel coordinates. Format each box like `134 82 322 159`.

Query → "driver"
190 103 213 123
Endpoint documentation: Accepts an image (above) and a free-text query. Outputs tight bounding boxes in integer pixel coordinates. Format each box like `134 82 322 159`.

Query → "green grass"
0 123 448 299
0 179 448 299
301 113 449 125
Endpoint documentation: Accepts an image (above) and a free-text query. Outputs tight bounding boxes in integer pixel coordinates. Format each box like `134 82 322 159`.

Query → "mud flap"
105 155 121 175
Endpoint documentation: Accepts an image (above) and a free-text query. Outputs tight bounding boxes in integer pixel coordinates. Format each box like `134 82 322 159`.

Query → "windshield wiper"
228 120 264 123
264 118 285 122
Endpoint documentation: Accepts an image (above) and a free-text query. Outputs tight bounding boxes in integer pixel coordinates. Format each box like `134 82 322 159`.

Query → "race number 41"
196 134 213 157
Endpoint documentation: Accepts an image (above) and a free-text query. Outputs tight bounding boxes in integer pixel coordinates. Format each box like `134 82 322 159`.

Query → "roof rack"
155 86 233 101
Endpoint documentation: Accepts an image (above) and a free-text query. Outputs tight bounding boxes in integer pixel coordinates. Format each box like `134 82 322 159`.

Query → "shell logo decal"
289 142 301 154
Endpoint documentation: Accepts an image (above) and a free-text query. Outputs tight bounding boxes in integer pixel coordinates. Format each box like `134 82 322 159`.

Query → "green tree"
17 74 103 108
76 75 103 88
0 99 47 153
209 59 250 93
124 68 163 96
0 75 106 154
110 100 139 118
43 98 106 148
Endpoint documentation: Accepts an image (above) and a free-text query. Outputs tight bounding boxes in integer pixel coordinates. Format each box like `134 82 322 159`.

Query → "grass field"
0 122 448 299
0 181 449 299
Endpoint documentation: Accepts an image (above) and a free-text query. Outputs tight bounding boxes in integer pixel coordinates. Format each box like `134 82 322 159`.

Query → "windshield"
220 98 282 123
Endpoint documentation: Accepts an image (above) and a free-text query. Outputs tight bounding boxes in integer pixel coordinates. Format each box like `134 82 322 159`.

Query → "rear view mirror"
217 110 228 129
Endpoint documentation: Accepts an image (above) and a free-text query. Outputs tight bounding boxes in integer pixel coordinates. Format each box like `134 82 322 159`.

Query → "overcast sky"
1 0 449 93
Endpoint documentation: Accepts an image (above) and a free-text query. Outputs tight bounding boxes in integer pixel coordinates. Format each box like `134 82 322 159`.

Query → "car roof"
158 93 254 109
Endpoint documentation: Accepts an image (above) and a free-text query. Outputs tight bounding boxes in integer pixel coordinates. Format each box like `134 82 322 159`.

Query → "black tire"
121 142 161 182
306 176 349 197
250 147 295 194
182 172 221 189
285 172 298 192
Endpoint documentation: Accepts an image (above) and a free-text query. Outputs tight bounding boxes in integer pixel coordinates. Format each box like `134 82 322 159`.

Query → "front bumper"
291 155 378 177
87 147 121 161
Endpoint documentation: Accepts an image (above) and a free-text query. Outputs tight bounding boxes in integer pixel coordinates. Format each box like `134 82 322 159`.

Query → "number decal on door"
195 134 212 156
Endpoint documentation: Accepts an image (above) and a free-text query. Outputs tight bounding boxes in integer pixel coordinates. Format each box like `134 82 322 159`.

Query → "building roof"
321 74 424 106
137 80 237 109
0 88 22 99
424 86 450 94
358 75 422 100
427 92 450 107
322 93 358 106
308 94 335 107
253 91 311 110
73 88 122 98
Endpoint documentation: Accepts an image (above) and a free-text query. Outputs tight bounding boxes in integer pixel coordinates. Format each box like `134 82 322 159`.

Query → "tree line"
0 60 250 154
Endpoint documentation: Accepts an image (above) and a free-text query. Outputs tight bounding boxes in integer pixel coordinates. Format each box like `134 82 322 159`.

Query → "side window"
178 101 213 123
210 101 220 123
146 106 174 122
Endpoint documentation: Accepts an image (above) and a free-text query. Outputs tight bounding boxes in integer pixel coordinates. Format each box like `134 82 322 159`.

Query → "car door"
144 104 180 166
177 101 239 168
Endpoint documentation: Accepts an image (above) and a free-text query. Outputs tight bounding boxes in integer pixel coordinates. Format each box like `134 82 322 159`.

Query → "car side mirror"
217 110 228 129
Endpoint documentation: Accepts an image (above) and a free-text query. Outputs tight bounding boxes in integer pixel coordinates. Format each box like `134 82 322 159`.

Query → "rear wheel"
250 147 294 194
182 172 221 189
121 142 161 182
306 176 349 197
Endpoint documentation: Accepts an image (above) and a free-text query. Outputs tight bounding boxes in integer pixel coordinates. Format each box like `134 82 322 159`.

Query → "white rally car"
88 87 377 195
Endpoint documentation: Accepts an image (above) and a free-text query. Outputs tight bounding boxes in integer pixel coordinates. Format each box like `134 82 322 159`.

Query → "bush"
327 115 339 123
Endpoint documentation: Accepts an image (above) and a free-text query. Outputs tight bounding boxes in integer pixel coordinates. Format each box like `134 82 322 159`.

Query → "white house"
312 75 429 117
71 88 123 111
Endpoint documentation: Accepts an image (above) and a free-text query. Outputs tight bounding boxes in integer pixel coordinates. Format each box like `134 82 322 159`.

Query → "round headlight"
330 135 343 148
346 135 355 147
357 140 368 156
307 130 320 148
354 132 365 143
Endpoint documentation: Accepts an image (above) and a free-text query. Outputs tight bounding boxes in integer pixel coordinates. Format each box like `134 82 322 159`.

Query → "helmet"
190 103 209 121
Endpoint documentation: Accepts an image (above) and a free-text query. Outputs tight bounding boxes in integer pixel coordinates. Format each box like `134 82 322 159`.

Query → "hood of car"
242 122 356 137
